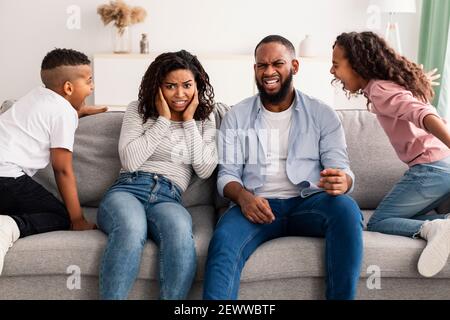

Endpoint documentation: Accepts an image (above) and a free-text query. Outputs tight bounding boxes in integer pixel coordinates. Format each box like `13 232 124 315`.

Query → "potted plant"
97 0 147 54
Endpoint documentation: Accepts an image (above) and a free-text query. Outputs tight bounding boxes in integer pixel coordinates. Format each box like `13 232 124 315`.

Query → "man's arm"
317 106 356 195
50 148 95 230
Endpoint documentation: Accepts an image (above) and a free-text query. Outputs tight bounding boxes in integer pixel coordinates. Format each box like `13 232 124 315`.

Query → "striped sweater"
118 101 218 191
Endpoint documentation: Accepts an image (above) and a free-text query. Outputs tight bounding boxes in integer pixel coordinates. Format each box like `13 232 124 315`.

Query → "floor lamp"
370 0 417 55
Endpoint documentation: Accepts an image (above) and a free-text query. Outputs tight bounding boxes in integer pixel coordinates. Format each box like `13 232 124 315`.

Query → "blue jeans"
367 157 450 238
203 193 364 300
97 172 197 300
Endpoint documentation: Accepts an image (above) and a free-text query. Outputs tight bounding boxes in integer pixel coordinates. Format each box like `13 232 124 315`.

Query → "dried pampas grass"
97 0 147 34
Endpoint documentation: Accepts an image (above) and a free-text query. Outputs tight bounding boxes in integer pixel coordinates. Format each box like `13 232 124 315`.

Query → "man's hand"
156 88 171 120
420 64 441 87
71 217 97 231
318 168 351 196
183 88 199 121
237 191 275 224
77 104 108 118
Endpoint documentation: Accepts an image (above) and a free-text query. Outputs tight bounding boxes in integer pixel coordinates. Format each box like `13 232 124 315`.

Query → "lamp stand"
385 13 403 55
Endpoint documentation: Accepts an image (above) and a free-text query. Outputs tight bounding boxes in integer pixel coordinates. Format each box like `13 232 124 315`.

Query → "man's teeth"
264 79 279 84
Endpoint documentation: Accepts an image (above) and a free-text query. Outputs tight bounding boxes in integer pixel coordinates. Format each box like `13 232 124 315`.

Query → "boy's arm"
77 102 108 118
50 148 96 230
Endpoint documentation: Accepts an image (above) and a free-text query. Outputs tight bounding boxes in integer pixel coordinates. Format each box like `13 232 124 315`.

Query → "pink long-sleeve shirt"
363 80 450 167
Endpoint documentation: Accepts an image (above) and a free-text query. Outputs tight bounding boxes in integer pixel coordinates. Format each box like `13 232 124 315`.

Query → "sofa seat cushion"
2 205 215 280
239 231 448 282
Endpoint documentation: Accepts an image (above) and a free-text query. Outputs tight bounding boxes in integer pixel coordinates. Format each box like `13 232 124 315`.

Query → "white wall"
0 0 422 105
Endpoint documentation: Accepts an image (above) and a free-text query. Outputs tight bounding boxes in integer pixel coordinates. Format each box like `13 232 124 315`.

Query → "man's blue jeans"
367 157 450 238
97 172 197 300
203 192 364 300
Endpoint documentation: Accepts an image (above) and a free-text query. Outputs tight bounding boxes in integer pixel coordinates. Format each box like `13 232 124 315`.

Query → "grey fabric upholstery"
2 104 450 300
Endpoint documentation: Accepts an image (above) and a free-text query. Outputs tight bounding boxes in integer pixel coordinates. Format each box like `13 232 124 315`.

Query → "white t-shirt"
256 103 301 199
0 86 78 178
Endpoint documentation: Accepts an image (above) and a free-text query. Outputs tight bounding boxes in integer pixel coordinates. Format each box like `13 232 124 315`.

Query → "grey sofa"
1 104 450 300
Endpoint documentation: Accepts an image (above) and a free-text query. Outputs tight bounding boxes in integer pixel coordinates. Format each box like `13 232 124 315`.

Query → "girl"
97 50 218 299
330 31 450 278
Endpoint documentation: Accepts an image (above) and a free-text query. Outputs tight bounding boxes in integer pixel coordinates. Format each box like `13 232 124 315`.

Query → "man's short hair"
254 35 296 58
41 48 90 70
40 48 90 89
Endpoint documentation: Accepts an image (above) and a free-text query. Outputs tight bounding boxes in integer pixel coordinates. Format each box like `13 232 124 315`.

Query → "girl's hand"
156 88 171 120
420 64 441 87
183 88 199 121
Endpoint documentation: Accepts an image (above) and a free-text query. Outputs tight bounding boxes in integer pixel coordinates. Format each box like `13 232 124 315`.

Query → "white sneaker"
418 219 450 277
0 215 20 275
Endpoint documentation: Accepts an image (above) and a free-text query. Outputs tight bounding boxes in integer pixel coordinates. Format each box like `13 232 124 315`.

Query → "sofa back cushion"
337 109 408 209
34 112 123 207
33 108 225 208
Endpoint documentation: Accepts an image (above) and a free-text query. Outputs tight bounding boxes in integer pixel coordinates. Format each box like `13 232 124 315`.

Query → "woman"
97 50 218 299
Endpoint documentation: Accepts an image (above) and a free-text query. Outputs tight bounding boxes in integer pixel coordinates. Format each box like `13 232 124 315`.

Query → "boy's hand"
77 104 108 118
71 218 97 231
183 88 199 121
318 168 351 196
156 88 171 120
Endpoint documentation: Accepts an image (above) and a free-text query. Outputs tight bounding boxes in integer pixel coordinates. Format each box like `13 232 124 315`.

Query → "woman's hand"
156 88 171 120
183 88 199 121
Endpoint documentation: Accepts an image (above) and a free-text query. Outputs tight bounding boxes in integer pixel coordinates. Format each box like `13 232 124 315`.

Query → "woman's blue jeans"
203 192 364 300
97 172 197 300
367 157 450 238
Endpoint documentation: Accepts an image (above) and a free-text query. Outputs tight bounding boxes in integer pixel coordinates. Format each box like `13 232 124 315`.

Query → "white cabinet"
93 53 365 110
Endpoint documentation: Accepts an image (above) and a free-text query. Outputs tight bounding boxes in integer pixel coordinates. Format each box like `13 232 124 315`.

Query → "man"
203 35 363 300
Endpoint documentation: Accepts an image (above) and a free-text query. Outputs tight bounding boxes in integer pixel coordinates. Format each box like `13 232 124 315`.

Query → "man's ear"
63 81 73 96
292 59 300 75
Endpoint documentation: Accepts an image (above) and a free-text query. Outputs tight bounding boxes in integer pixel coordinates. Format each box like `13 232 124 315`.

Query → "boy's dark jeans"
0 175 70 238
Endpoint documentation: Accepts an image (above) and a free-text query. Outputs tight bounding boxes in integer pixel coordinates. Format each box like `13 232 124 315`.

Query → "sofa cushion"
337 110 408 209
2 205 215 280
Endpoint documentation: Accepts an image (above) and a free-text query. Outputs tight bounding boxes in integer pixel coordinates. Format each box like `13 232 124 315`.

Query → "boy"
0 48 107 274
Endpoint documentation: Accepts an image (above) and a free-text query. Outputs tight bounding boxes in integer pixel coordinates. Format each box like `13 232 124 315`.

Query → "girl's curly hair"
137 50 215 123
333 31 434 103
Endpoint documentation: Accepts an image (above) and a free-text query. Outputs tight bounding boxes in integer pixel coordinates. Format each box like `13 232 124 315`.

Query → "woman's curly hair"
333 31 434 103
138 50 215 122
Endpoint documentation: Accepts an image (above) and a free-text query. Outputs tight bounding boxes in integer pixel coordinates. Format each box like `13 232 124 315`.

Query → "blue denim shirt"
217 89 355 198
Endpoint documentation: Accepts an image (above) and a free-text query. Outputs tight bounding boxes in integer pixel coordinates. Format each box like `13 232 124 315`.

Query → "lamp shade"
369 0 417 13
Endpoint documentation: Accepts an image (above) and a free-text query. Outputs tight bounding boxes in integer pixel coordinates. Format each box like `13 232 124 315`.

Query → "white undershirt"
255 103 301 199
0 86 78 178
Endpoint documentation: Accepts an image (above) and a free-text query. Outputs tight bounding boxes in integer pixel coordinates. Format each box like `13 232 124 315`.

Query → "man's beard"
256 71 294 104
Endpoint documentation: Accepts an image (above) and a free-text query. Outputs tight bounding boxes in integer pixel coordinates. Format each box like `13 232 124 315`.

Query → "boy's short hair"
41 48 90 70
40 48 90 89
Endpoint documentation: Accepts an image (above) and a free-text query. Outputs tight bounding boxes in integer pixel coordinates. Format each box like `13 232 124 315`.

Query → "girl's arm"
423 114 450 149
118 101 171 172
183 115 218 179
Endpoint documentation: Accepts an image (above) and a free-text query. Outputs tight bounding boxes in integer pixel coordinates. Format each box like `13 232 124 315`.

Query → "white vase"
299 35 317 57
113 26 131 54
